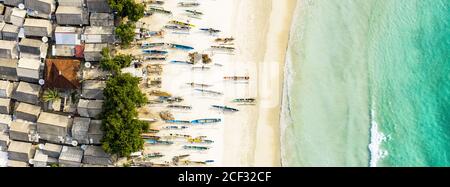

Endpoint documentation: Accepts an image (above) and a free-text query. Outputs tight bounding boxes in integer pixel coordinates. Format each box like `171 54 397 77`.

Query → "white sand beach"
125 0 297 167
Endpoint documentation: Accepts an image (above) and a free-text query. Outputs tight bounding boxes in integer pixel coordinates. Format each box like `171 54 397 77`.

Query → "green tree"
108 0 144 21
126 2 145 22
115 22 136 47
100 47 133 73
101 73 148 157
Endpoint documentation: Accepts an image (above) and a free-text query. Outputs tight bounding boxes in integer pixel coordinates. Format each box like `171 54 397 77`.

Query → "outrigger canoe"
145 139 174 145
164 126 189 130
167 105 192 110
185 10 203 16
232 98 256 104
186 82 212 88
171 60 194 65
166 120 191 124
190 118 222 124
169 43 194 50
164 25 191 31
212 105 239 112
195 89 223 96
183 145 210 150
169 20 195 27
178 2 200 7
143 49 168 55
200 28 220 33
149 7 172 15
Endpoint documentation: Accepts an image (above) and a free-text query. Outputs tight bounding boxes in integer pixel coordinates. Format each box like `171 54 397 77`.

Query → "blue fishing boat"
170 43 194 50
191 118 222 124
145 139 174 145
170 60 194 65
164 126 189 130
143 49 168 55
141 42 165 48
200 28 221 33
166 120 191 124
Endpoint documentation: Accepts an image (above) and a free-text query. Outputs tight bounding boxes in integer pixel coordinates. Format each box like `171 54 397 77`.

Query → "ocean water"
281 0 450 167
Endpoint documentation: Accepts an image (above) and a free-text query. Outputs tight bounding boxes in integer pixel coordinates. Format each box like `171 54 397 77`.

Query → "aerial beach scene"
0 0 448 168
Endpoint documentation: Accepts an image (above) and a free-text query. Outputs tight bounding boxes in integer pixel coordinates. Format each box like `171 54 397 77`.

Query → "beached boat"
168 43 194 50
186 82 212 88
232 98 256 104
149 7 172 15
159 96 184 103
185 9 203 16
143 56 167 61
145 139 174 145
171 60 194 65
145 152 164 159
148 129 160 133
200 28 221 34
169 20 196 27
164 126 189 130
191 118 222 124
169 133 192 138
211 45 235 51
195 89 223 96
142 30 165 38
143 49 168 55
167 105 192 110
212 105 239 112
215 37 235 43
144 0 165 5
141 133 161 140
224 76 250 81
150 90 172 97
178 2 200 7
183 145 210 151
164 25 191 31
166 120 191 124
141 42 166 48
191 66 211 71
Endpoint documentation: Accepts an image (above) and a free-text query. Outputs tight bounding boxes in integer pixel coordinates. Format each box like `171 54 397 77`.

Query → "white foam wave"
368 108 388 167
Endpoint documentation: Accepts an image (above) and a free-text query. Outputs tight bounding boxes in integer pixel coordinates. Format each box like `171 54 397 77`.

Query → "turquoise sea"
281 0 450 167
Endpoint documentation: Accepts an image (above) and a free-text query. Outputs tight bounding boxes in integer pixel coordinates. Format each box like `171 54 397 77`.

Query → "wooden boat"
144 0 165 5
149 7 172 15
191 66 211 71
167 105 192 110
232 98 256 104
142 30 165 38
145 139 174 145
143 55 167 61
212 105 239 112
200 28 221 34
169 134 192 138
195 89 223 96
159 111 175 121
191 118 222 125
150 90 171 97
186 82 212 88
164 25 191 31
224 76 250 81
183 145 210 150
148 129 160 133
168 43 194 50
141 42 165 48
145 152 164 159
169 20 195 27
141 133 161 140
178 2 200 7
215 37 234 43
160 96 184 103
143 49 168 55
170 60 194 65
211 45 235 51
164 126 189 130
185 9 203 16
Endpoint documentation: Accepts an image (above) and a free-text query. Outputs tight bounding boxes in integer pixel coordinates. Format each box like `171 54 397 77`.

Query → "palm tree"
43 89 60 102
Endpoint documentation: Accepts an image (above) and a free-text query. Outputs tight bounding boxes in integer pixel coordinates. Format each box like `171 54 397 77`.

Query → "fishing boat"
168 43 194 50
191 118 222 124
170 60 194 65
160 96 184 103
143 49 168 55
167 105 192 110
150 90 171 97
164 25 191 31
142 30 164 38
165 120 191 124
145 139 174 145
186 82 212 88
200 28 221 34
169 20 195 27
212 105 239 112
145 152 164 159
211 45 235 51
191 66 210 71
149 7 172 15
143 55 167 61
185 9 203 16
178 2 200 7
215 37 234 43
169 134 192 138
183 145 210 150
141 42 166 48
224 76 250 81
145 0 165 5
141 134 161 140
232 98 256 104
164 126 189 130
195 89 223 96
148 129 160 133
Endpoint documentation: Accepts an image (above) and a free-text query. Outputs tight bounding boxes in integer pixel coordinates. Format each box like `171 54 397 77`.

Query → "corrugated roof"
37 112 70 127
56 6 83 14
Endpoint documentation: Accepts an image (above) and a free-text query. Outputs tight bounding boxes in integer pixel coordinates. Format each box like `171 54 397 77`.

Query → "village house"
59 146 83 167
55 6 88 26
44 58 81 90
19 38 49 59
72 117 90 144
55 26 81 45
36 112 72 143
0 132 9 150
12 81 41 105
0 22 5 40
7 159 28 167
86 0 111 13
84 43 107 62
14 102 41 122
9 7 26 27
0 98 11 114
1 23 19 41
9 120 32 142
90 13 114 27
23 18 53 38
83 26 115 44
17 58 41 83
81 80 106 100
0 80 13 98
0 40 18 59
24 0 56 17
87 120 103 145
32 149 48 167
3 0 24 7
58 0 84 7
77 99 103 119
0 114 12 132
82 145 112 166
0 58 18 81
40 142 62 158
7 140 33 162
